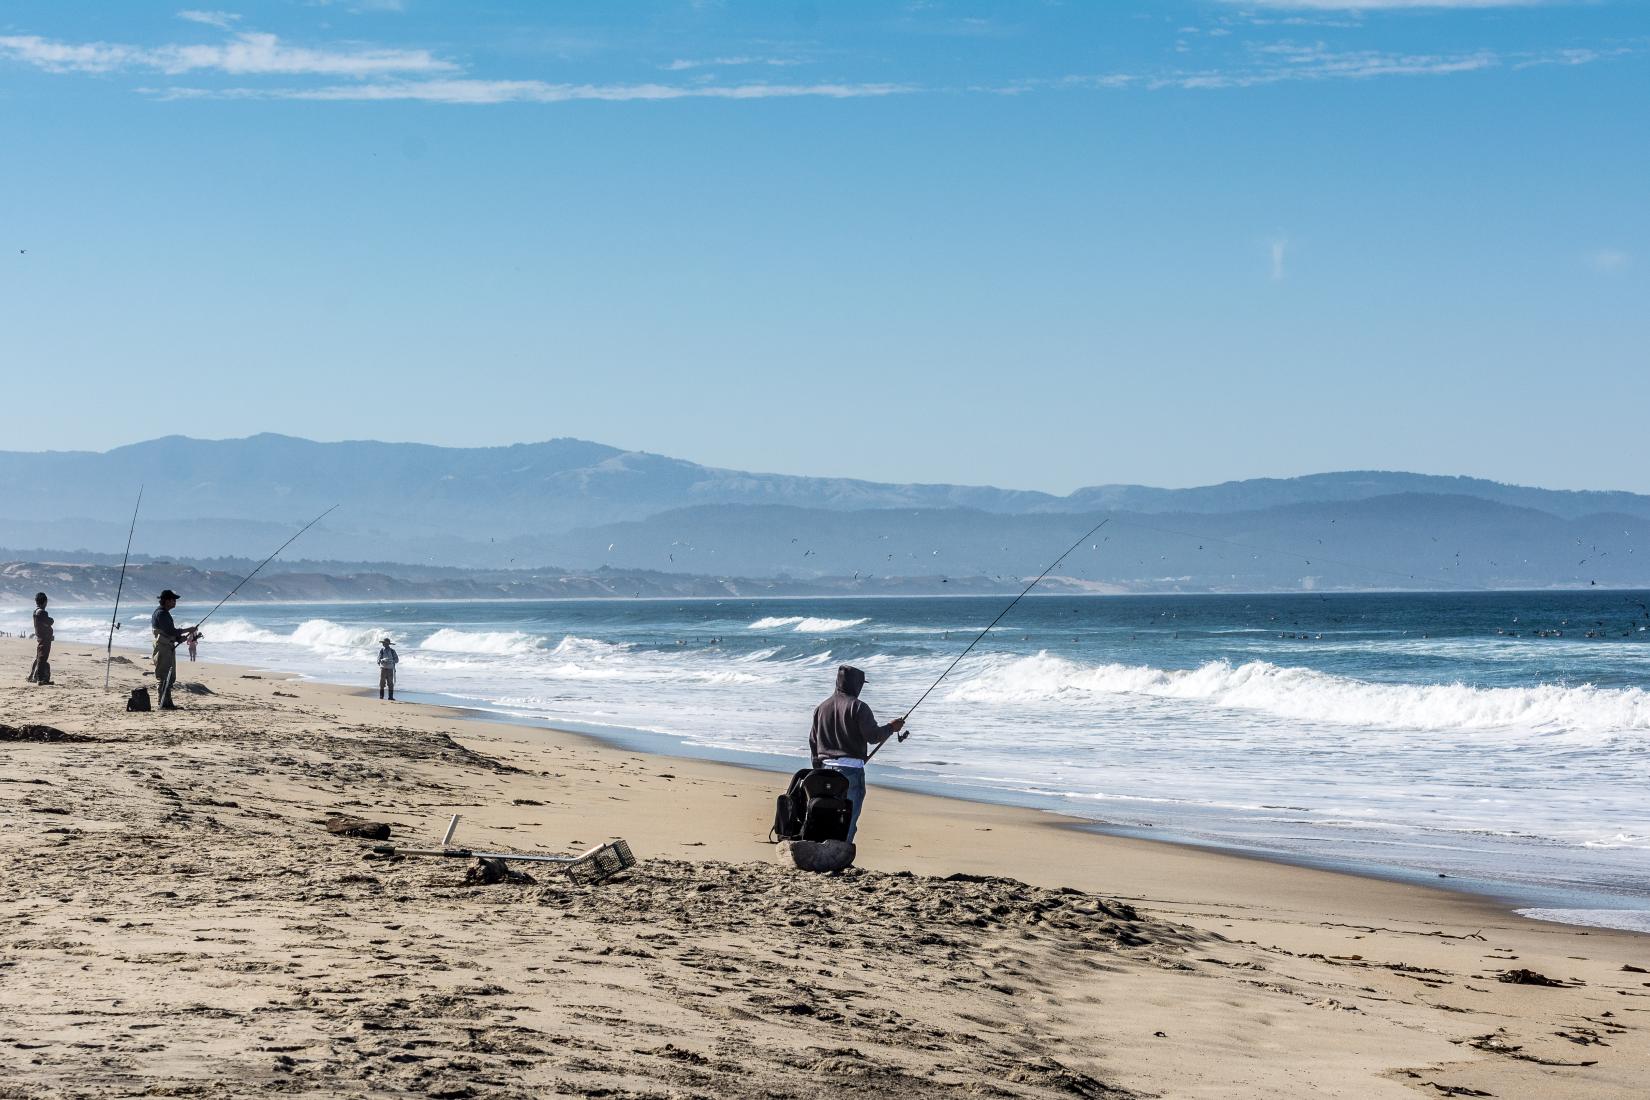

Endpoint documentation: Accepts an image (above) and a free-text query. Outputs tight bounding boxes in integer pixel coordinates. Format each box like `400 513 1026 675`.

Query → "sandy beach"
3 638 1647 1098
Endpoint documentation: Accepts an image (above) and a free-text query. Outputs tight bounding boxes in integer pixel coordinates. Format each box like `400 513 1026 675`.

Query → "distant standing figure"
378 637 399 701
27 592 53 685
151 589 197 711
187 631 200 662
808 665 904 843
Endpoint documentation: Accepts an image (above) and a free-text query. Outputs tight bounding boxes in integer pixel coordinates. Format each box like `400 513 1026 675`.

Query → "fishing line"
104 486 142 691
867 517 1111 760
190 505 339 633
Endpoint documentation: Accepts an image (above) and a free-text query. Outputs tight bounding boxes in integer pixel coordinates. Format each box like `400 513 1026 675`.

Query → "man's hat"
381 637 393 645
159 589 180 601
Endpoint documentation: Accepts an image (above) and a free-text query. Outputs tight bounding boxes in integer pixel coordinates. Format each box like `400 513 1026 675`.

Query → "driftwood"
325 815 392 841
0 724 93 743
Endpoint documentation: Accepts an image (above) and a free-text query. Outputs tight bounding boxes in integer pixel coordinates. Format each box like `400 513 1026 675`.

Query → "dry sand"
3 638 1647 1098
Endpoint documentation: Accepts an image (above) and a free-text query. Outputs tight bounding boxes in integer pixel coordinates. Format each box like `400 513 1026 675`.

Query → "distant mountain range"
3 434 1649 592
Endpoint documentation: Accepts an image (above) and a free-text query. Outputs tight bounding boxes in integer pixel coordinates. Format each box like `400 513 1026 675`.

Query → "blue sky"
1 0 1645 494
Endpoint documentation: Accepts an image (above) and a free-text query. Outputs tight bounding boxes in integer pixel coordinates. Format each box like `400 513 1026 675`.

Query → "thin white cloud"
1172 41 1499 87
1270 238 1289 281
662 56 802 71
1588 248 1631 272
0 30 453 77
177 10 240 30
1037 40 1625 93
153 78 913 103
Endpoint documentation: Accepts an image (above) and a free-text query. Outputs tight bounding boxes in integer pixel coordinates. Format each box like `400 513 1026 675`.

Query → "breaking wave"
290 619 389 652
421 628 545 656
748 615 869 633
202 618 285 644
944 654 1650 734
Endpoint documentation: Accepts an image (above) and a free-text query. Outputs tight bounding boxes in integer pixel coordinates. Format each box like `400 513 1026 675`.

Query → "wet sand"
3 638 1647 1098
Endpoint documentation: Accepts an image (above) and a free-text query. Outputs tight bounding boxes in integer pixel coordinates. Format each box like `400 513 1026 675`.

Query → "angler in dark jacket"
151 589 197 711
808 665 904 842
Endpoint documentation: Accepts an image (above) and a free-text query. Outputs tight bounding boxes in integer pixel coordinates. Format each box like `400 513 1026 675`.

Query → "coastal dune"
3 639 1646 1098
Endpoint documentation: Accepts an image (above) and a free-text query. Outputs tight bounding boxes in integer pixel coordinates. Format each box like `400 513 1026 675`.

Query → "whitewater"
12 590 1648 917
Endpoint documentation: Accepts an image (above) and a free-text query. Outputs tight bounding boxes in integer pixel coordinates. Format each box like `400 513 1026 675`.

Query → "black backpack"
771 767 853 843
126 687 152 712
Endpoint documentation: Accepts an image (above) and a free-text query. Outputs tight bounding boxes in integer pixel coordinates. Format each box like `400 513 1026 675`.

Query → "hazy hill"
2 434 1649 589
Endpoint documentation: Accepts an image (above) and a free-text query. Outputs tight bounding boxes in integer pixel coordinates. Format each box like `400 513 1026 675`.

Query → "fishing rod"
189 505 339 633
868 516 1112 761
104 486 143 691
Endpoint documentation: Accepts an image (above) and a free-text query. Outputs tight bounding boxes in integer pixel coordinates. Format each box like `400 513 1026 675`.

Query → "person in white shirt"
377 638 399 701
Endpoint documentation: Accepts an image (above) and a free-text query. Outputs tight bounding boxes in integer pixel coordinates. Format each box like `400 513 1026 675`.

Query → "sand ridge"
3 640 1648 1098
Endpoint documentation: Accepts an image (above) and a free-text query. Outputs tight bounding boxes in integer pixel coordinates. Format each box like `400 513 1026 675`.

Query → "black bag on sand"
770 767 852 843
126 687 152 712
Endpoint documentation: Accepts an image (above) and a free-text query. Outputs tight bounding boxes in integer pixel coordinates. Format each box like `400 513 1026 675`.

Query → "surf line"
104 485 143 692
868 517 1113 761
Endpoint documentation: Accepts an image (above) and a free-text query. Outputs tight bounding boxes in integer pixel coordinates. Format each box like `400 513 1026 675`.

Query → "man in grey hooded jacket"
808 665 904 842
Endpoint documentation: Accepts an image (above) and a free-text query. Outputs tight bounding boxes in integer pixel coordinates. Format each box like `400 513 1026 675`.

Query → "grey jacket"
32 607 53 642
808 665 895 765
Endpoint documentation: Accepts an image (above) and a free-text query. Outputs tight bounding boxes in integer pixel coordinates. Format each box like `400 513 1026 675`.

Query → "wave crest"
748 615 869 633
421 628 545 656
290 619 388 652
945 654 1650 734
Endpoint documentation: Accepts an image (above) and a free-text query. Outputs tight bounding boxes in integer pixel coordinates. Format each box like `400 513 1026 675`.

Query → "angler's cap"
159 589 180 601
381 637 393 645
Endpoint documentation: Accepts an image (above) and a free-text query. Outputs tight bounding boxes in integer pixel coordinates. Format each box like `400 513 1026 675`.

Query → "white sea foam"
1581 834 1650 850
943 653 1650 735
421 628 544 656
291 619 389 652
748 615 869 633
748 615 802 630
1517 908 1650 933
204 618 286 644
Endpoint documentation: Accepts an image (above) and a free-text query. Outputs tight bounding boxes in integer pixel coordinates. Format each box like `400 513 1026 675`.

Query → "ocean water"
12 591 1650 920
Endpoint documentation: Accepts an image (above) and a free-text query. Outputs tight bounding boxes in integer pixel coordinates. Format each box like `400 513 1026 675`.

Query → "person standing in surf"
377 637 399 701
808 665 904 842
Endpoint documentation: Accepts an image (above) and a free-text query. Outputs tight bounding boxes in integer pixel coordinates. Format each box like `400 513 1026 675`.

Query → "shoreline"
7 638 1650 1097
79 636 1644 934
39 623 1650 923
413 687 1636 921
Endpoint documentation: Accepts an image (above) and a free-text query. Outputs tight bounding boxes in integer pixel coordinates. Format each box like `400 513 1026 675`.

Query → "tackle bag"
770 767 853 844
126 687 152 712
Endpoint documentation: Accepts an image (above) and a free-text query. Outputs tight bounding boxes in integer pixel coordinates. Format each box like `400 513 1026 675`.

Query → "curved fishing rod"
104 486 143 691
189 505 339 633
867 516 1112 761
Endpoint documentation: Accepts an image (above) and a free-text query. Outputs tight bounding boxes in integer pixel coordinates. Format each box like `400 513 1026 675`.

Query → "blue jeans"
825 765 866 842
